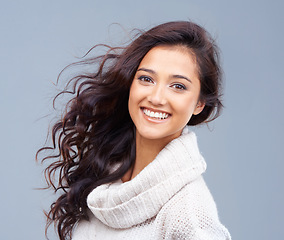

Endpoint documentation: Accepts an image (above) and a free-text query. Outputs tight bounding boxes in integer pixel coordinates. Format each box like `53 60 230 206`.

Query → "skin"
122 45 204 182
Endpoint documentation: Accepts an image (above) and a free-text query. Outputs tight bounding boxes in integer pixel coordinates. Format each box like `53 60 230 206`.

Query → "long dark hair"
37 21 223 239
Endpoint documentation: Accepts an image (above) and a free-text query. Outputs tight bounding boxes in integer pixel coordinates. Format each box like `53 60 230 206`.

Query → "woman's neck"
122 132 178 182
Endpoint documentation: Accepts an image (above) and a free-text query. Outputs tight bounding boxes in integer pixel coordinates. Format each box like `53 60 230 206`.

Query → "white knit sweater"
72 127 231 240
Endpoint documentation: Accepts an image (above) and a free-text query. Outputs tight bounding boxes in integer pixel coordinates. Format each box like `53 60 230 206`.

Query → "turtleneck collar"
87 127 206 229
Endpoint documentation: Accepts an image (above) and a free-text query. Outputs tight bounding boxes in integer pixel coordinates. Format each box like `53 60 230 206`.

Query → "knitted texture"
72 127 231 239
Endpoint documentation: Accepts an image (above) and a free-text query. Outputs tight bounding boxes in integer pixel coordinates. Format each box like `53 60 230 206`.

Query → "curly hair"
37 21 223 239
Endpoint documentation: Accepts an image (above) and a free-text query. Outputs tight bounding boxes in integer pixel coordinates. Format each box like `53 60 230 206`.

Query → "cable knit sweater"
72 127 231 240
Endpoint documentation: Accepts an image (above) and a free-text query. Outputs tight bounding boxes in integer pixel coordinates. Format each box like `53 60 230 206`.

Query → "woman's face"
128 45 204 144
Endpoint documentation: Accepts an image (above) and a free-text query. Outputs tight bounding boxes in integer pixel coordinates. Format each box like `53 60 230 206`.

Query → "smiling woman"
126 46 206 181
129 46 204 146
37 21 231 240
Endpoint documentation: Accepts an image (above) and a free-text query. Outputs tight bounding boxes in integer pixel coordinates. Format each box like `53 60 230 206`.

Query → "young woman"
38 21 231 239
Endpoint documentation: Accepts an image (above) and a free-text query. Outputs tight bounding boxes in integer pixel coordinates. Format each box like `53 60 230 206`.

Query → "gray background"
1 0 283 239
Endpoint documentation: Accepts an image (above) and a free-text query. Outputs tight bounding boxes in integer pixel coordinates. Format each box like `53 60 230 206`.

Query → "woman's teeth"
143 108 169 120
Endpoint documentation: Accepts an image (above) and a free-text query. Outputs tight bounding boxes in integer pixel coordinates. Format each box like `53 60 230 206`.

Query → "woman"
38 21 231 239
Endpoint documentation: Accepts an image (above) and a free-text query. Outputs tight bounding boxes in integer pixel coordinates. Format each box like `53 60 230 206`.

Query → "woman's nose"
147 85 167 106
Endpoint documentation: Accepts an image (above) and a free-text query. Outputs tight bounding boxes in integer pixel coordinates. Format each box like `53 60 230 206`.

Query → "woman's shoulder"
153 176 231 239
157 176 218 221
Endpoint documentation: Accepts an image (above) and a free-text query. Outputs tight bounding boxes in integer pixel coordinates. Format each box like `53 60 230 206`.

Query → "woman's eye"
171 83 187 90
138 76 153 83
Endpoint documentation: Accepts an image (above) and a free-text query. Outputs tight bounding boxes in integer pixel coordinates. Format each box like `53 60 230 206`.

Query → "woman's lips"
141 107 171 121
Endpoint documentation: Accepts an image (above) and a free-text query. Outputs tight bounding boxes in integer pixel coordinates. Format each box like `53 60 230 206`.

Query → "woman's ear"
193 101 205 115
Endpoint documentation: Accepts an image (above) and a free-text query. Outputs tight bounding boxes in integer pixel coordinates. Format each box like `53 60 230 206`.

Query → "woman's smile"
141 107 170 120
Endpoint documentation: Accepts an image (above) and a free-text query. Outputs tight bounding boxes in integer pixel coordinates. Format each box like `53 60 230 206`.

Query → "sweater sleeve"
153 177 231 240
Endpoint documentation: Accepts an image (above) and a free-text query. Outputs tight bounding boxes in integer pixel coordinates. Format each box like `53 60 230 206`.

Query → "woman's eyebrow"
137 68 156 74
137 68 192 83
172 74 192 83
